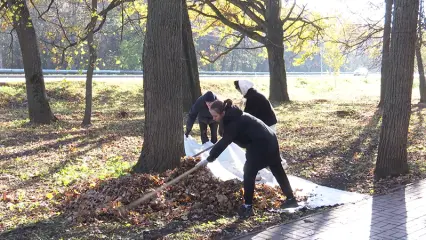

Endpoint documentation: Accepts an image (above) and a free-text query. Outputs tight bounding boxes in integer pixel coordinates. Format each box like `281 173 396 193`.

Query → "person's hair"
210 99 233 114
233 81 240 90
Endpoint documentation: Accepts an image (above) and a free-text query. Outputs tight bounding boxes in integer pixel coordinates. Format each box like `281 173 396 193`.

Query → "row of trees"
1 0 425 179
0 4 373 73
137 0 426 181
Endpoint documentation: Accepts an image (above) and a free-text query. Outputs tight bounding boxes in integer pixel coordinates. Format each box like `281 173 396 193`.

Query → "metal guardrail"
0 69 357 76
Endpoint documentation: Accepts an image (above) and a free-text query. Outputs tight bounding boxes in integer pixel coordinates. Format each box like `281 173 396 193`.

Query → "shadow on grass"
1 117 145 193
318 108 382 189
284 108 382 190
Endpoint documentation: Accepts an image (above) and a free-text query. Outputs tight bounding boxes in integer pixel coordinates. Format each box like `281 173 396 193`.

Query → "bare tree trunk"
375 0 419 178
182 0 201 111
134 0 184 173
266 0 289 102
379 0 393 108
416 43 426 104
82 0 98 126
7 0 57 124
417 0 426 103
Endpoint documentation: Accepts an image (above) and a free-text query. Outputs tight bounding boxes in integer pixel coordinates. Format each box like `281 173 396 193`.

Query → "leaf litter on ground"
57 157 308 227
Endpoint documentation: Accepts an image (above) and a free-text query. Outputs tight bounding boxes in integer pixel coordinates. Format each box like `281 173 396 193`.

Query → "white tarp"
184 136 367 210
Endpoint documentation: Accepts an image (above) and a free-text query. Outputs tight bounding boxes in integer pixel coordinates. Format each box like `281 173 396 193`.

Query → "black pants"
199 121 218 144
243 160 294 205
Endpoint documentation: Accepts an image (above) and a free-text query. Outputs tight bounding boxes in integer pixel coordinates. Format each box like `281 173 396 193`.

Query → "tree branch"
120 3 124 41
228 0 266 29
202 1 266 44
282 3 304 33
41 0 134 66
0 0 7 12
28 0 54 20
247 0 265 16
200 34 245 63
281 0 298 25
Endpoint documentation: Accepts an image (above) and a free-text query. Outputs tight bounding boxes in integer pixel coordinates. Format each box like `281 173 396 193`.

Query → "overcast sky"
292 0 384 23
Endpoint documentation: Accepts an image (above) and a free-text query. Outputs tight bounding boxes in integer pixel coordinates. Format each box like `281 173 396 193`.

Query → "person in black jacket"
185 91 218 144
234 80 286 181
205 99 297 218
234 80 277 132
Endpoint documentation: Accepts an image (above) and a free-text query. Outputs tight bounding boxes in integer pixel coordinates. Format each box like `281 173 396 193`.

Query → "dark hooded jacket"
209 106 281 165
234 80 277 127
186 91 217 133
244 88 277 127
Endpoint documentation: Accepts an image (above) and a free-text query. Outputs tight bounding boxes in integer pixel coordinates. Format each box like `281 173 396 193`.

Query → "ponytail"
224 99 233 111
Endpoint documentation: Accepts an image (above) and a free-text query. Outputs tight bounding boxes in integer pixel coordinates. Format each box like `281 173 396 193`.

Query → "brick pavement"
234 179 426 240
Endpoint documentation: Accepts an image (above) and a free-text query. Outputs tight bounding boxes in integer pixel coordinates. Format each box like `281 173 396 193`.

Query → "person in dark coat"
234 80 277 132
234 80 286 181
205 99 297 218
185 91 218 144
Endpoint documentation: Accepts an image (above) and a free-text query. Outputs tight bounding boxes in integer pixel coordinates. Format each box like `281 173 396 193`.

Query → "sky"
292 0 384 23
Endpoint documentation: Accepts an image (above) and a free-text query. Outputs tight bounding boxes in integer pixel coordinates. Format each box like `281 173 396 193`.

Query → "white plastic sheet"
184 136 367 209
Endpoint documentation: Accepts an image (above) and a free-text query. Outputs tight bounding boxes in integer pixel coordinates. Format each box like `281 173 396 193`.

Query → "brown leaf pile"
58 158 288 226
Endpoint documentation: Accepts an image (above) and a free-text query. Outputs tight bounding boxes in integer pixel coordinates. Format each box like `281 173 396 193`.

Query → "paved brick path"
235 179 426 240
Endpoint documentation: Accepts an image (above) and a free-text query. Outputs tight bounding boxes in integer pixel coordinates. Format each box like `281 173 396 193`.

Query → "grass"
1 75 426 239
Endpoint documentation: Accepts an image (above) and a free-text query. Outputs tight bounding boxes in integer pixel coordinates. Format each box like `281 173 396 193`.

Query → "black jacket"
186 93 215 133
244 88 277 127
209 106 281 165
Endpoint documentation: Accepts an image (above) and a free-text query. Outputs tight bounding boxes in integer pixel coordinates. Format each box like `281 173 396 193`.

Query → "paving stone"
234 179 426 240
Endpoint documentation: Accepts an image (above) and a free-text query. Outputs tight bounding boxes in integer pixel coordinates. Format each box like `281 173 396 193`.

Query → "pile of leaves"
57 158 288 226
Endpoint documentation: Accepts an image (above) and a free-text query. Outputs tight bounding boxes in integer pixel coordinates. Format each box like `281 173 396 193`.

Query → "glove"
195 159 208 167
206 156 215 163
185 130 190 138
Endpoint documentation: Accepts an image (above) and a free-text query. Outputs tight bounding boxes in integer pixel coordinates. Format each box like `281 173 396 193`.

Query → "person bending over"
185 91 218 144
203 99 297 218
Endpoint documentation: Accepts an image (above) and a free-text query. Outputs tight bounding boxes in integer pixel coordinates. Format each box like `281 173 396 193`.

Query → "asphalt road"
0 73 380 83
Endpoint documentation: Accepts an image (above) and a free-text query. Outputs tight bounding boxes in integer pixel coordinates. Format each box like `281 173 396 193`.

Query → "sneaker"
281 197 298 208
238 204 254 219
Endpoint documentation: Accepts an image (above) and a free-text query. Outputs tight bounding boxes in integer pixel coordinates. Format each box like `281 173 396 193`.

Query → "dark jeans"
243 160 294 205
199 121 218 144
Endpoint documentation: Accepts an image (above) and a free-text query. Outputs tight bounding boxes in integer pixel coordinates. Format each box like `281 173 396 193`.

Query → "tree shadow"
237 182 411 239
1 118 145 194
283 108 382 190
0 130 106 161
369 181 408 239
409 104 425 146
0 113 144 149
6 135 117 191
318 108 382 189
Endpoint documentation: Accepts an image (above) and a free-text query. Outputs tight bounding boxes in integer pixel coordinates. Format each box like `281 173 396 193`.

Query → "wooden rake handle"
118 144 215 213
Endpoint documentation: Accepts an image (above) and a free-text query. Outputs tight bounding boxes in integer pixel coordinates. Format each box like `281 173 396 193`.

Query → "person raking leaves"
233 79 288 181
196 99 298 218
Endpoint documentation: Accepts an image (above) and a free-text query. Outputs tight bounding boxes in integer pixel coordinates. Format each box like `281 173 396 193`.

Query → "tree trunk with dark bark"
378 0 394 107
7 0 57 124
375 0 419 178
82 0 98 126
265 0 289 102
182 0 201 111
417 0 426 103
134 0 184 173
416 43 426 103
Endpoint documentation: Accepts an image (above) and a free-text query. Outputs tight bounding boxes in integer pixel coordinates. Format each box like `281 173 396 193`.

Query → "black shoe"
281 197 298 208
238 205 254 219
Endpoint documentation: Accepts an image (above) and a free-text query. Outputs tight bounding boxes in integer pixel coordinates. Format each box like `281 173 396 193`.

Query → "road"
0 73 380 83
